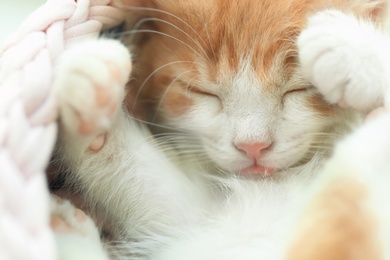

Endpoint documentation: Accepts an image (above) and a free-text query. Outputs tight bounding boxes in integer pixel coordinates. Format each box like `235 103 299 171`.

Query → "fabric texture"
0 0 124 259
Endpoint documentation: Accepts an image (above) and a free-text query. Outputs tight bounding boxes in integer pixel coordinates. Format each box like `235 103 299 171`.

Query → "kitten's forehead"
154 0 333 78
127 0 358 76
126 0 358 118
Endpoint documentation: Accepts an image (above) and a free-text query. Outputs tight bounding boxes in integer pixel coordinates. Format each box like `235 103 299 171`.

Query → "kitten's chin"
239 165 276 176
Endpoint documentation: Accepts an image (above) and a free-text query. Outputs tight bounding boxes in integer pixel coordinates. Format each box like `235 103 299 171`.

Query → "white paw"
298 10 389 111
56 39 131 136
51 195 109 260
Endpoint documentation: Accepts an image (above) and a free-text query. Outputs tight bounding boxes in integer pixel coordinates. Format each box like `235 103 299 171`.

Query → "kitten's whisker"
141 144 202 153
124 114 180 132
132 17 211 64
122 29 205 64
152 74 198 117
159 147 206 154
307 145 333 150
131 60 197 110
152 132 196 138
204 24 216 60
307 146 334 151
299 132 341 137
155 142 204 148
119 5 212 55
182 76 198 97
152 69 197 122
155 138 202 144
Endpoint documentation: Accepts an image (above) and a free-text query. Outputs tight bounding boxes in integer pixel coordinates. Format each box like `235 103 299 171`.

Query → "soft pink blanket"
0 0 124 259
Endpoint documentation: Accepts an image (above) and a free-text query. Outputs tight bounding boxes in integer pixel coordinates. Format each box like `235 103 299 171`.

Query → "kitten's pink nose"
236 142 272 159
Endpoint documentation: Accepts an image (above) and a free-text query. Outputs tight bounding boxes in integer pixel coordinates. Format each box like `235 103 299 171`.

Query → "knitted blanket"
0 0 124 259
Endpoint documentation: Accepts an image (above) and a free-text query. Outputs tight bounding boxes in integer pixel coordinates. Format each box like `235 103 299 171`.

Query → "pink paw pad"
95 87 112 106
88 134 107 152
51 216 76 234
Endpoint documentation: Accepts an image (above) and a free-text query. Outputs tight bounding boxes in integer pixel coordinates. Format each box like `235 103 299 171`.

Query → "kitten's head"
120 0 379 175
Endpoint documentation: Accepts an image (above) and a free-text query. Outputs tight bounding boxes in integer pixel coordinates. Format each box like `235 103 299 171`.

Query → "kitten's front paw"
56 39 131 137
51 195 109 260
298 10 388 111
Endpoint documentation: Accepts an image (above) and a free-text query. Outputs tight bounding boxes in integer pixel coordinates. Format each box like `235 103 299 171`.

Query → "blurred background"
0 0 46 43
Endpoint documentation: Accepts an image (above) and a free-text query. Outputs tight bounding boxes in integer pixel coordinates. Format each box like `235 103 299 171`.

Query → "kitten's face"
125 0 346 175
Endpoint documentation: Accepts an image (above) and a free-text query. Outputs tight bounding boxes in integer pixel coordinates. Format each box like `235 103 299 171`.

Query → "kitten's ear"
350 0 389 22
113 0 156 18
365 0 387 20
112 0 155 30
114 0 155 8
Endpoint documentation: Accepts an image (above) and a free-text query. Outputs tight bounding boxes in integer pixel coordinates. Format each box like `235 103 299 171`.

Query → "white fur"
298 9 390 111
53 7 390 260
55 39 213 258
336 112 390 260
295 9 390 258
169 58 348 173
290 112 390 260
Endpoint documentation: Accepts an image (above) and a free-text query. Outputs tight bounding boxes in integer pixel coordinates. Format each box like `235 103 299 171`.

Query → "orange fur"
287 177 381 260
123 0 371 120
119 2 388 257
307 95 338 116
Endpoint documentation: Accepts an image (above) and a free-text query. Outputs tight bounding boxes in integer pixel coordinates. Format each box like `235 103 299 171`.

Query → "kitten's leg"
55 39 205 257
53 38 130 259
298 10 390 111
287 113 390 260
51 196 109 260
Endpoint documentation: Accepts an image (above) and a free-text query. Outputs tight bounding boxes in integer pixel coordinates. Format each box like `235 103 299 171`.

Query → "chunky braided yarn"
0 0 124 259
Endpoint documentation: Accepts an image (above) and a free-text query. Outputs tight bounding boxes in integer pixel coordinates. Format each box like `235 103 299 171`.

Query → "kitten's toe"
50 195 109 260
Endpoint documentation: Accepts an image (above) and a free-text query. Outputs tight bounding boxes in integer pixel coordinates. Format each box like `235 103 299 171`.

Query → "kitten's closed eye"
177 80 219 99
283 86 313 96
187 85 220 100
281 85 314 105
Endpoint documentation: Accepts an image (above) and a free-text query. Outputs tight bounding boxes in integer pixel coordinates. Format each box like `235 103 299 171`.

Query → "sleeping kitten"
125 0 356 176
51 0 390 259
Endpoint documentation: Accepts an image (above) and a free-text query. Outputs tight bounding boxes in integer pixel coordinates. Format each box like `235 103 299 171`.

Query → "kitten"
51 0 390 259
125 0 357 176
